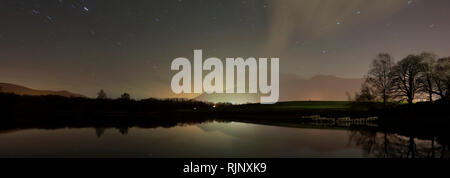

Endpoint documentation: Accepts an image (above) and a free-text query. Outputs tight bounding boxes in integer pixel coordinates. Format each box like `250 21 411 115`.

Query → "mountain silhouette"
0 83 85 98
280 74 363 101
194 74 363 104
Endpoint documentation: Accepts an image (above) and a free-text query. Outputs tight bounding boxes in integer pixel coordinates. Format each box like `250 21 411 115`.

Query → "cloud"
263 0 407 55
194 73 364 103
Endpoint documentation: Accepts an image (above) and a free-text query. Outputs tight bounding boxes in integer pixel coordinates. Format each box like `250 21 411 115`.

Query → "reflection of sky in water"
0 121 425 157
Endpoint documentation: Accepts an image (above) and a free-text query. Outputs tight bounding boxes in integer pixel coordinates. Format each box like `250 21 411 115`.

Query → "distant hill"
194 74 363 104
0 83 85 98
280 74 363 101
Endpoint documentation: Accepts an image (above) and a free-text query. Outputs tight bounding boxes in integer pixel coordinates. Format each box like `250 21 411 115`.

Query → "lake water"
0 121 444 158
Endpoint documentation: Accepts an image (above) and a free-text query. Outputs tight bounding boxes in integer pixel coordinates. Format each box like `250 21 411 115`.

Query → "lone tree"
417 52 438 102
354 82 376 102
434 57 450 100
365 53 394 106
97 89 108 99
120 93 131 100
391 54 425 104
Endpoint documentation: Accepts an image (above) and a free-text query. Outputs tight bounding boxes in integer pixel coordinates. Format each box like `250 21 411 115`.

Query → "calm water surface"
0 121 441 158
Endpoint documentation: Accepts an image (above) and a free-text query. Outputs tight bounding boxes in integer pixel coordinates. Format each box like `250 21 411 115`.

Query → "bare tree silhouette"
434 57 450 101
418 52 438 102
365 53 394 106
120 93 131 100
354 82 376 102
97 89 108 99
391 55 425 104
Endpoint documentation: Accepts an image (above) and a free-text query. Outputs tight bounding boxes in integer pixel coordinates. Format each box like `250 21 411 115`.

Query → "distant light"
83 7 89 12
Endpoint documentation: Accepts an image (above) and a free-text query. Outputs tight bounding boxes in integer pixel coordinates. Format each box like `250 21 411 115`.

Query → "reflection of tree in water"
118 127 129 135
94 127 129 137
348 129 449 158
95 127 105 138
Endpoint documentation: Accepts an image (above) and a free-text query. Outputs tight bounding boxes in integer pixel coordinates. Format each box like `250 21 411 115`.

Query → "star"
44 19 53 23
31 9 40 16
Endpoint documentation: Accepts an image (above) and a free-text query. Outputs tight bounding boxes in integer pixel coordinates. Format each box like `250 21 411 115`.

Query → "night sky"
1 0 450 99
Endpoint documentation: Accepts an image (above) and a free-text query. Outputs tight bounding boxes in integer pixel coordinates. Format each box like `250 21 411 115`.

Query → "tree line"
96 89 130 100
356 52 450 105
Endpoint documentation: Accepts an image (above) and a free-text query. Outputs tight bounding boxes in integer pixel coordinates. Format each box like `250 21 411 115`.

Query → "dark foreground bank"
0 93 449 137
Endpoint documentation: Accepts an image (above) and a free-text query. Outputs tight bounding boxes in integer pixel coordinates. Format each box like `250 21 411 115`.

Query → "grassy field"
268 101 351 109
223 101 353 112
